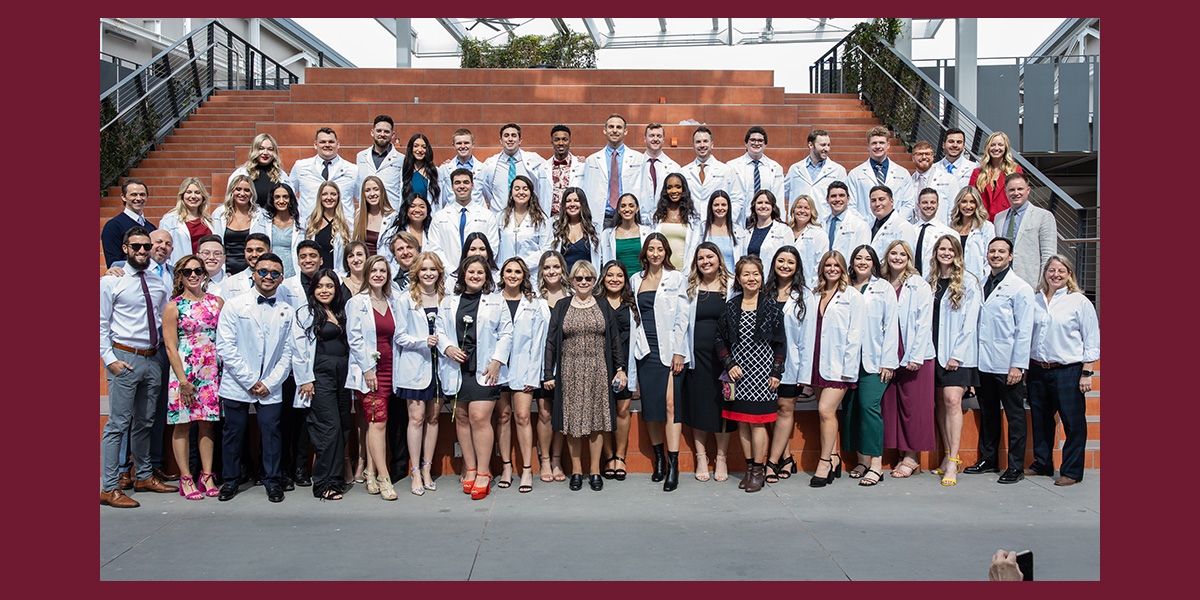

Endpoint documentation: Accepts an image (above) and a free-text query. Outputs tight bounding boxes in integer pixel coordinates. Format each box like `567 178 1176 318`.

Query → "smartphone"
1015 550 1034 581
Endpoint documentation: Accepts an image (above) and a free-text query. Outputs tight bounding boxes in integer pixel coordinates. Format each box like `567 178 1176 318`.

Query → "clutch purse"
718 370 735 402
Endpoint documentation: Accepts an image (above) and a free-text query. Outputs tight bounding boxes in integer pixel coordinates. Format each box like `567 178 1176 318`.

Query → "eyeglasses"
198 249 225 257
126 243 152 251
178 267 205 278
255 269 284 280
748 138 766 144
573 276 595 282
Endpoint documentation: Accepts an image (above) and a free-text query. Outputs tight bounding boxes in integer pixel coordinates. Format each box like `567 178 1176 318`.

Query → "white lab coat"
215 291 294 405
784 157 847 225
913 220 958 276
827 210 871 263
355 146 406 204
846 159 912 224
895 274 936 365
937 156 979 196
599 224 652 267
629 269 691 366
976 271 1035 374
427 203 501 272
210 204 261 242
683 227 742 274
869 213 918 263
290 305 351 407
636 153 681 220
738 220 793 265
435 292 514 393
392 293 439 391
934 272 982 369
906 165 958 225
791 225 830 290
502 296 550 389
478 150 553 217
344 293 404 394
286 154 358 221
580 145 647 234
727 153 786 225
816 287 866 382
780 287 819 386
436 157 488 212
856 277 901 373
496 212 552 281
157 210 203 263
960 220 997 284
680 157 745 227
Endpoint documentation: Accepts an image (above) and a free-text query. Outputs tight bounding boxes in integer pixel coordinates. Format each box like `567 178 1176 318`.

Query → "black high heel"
650 444 666 482
777 454 797 479
830 453 842 479
663 451 679 492
810 457 834 488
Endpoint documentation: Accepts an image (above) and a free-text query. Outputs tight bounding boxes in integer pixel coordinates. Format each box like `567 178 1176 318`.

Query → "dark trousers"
222 398 284 487
387 394 411 484
280 376 311 478
976 371 1027 469
309 355 352 495
1027 363 1087 480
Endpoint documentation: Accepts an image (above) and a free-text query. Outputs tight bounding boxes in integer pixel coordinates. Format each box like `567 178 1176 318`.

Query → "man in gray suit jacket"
993 173 1057 286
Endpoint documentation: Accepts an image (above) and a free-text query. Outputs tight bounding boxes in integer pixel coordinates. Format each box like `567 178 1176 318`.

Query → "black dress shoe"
218 483 240 501
569 474 584 491
281 476 296 492
266 485 285 503
589 474 603 491
294 468 312 487
963 459 1000 474
997 468 1024 484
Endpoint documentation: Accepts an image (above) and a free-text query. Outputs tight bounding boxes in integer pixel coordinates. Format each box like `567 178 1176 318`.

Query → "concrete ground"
100 468 1098 580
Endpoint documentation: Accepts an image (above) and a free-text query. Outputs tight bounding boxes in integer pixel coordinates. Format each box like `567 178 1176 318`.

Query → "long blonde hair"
306 181 351 241
881 240 919 285
243 133 284 183
409 251 446 306
223 174 258 218
352 175 395 243
813 250 849 294
687 241 731 300
975 131 1020 193
789 194 821 232
950 185 989 231
927 235 966 310
173 177 212 226
1037 254 1083 295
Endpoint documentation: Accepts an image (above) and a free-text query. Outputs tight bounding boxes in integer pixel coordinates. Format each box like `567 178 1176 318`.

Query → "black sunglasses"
126 243 152 252
178 267 205 278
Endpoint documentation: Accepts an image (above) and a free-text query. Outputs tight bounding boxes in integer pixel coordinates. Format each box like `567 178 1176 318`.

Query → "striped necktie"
752 160 762 195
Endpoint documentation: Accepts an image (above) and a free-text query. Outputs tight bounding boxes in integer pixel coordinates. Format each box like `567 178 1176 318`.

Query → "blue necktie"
508 155 517 191
459 207 467 248
828 215 840 249
945 162 955 174
752 160 762 195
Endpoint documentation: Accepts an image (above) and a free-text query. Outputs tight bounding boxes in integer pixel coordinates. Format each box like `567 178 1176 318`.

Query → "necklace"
570 297 595 308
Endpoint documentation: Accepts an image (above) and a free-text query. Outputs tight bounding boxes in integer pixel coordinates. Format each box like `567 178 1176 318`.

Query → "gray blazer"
994 203 1057 286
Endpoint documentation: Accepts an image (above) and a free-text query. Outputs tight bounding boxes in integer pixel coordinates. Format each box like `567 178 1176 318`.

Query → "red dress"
968 165 1022 221
359 306 394 423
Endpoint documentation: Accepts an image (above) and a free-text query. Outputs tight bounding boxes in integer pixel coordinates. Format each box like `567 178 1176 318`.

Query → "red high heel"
461 469 477 494
198 472 220 497
179 475 204 500
470 475 491 500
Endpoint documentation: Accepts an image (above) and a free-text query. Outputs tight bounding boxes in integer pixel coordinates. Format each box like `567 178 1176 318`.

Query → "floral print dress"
167 293 222 424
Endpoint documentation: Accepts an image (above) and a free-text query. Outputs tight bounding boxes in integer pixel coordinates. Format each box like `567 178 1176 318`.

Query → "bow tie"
257 296 277 306
552 158 570 166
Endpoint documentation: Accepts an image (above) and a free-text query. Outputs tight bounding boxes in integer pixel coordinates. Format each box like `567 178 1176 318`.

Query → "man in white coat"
846 126 912 223
937 127 979 194
215 252 294 503
784 129 847 224
548 124 586 217
912 188 957 276
637 123 680 222
437 127 487 212
868 185 917 260
581 113 646 231
992 173 1057 286
287 127 358 220
680 126 744 225
824 181 870 261
727 126 786 224
355 115 405 203
428 169 501 271
965 237 1034 484
907 141 957 224
478 123 552 216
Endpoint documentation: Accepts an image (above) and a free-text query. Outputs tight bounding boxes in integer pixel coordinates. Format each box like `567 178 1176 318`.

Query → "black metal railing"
100 20 299 193
810 35 1099 305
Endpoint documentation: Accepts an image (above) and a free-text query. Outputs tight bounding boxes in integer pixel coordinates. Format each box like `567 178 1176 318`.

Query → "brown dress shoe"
1053 476 1079 487
118 471 134 490
134 477 179 493
101 488 140 508
152 467 179 482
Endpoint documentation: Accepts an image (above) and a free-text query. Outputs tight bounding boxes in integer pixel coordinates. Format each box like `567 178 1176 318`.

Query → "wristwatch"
1080 370 1094 377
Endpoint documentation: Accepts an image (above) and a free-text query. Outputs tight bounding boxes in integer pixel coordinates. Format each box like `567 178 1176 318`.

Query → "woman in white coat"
648 173 702 271
809 250 866 487
212 174 258 275
740 190 793 264
493 257 549 494
927 235 982 486
379 194 438 267
681 242 735 482
685 190 740 273
250 182 302 278
763 246 818 483
950 186 995 284
291 268 352 500
351 175 397 257
534 250 570 482
345 256 404 500
393 251 447 495
788 195 829 290
843 245 900 486
158 177 213 263
231 132 286 207
630 232 690 491
497 176 552 282
304 181 350 277
435 255 514 500
879 240 937 478
599 192 652 277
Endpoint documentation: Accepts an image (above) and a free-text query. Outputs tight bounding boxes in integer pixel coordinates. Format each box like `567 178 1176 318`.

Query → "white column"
248 18 260 48
955 18 978 120
895 18 913 59
395 18 412 68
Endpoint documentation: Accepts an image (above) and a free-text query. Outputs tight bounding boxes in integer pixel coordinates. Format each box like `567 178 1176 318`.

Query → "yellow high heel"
940 456 961 486
931 452 951 475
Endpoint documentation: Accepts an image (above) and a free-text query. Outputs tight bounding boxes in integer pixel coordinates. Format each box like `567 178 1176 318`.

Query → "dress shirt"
640 152 680 213
870 158 889 182
428 201 500 270
983 265 1010 299
550 153 584 208
100 266 169 365
288 154 358 220
1003 201 1029 240
1030 288 1100 365
436 156 487 212
728 152 786 223
870 210 891 239
807 157 824 182
123 207 148 227
604 145 626 211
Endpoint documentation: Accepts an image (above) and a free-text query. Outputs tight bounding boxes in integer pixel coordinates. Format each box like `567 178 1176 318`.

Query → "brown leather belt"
113 343 158 357
1031 360 1067 369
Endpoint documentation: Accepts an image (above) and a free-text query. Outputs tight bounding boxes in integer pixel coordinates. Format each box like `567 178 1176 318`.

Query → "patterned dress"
559 302 612 436
722 306 780 422
167 293 222 424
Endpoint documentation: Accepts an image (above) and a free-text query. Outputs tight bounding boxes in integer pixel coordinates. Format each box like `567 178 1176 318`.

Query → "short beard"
127 254 151 271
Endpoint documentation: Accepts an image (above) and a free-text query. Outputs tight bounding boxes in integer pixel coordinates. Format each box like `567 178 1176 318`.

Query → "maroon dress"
359 305 394 423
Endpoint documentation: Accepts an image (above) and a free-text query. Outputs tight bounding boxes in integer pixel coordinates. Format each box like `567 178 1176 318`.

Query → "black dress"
683 290 736 433
453 292 499 402
224 227 249 275
636 290 684 422
314 218 335 272
932 277 980 388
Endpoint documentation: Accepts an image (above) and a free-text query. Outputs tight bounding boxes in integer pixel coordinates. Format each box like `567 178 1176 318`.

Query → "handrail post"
165 56 181 119
246 47 254 90
226 29 233 89
206 22 214 90
187 37 202 98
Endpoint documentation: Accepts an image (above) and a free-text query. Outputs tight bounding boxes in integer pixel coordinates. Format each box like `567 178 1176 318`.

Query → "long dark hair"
552 187 599 251
652 172 699 226
503 175 547 229
610 192 643 229
702 189 736 244
597 259 640 325
745 189 783 230
303 268 347 340
763 245 807 321
454 255 496 295
638 232 677 272
849 244 882 286
389 193 433 244
267 182 301 225
459 231 498 273
400 133 440 204
499 257 534 300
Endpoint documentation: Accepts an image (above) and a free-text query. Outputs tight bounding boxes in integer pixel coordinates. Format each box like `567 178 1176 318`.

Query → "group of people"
100 113 1099 509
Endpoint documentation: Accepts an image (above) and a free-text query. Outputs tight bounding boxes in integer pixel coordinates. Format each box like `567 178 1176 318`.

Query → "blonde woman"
682 242 735 482
927 235 982 486
968 131 1022 220
788 194 829 290
352 175 397 256
212 174 258 274
949 185 996 283
535 250 569 481
305 181 350 276
394 252 448 494
159 177 213 263
232 133 286 206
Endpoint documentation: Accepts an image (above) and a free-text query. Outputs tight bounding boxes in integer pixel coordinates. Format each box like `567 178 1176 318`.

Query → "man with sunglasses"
101 227 176 507
215 252 294 503
217 233 301 307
